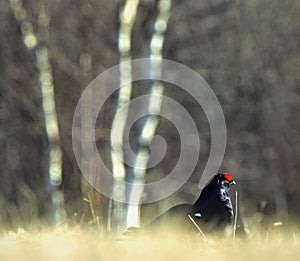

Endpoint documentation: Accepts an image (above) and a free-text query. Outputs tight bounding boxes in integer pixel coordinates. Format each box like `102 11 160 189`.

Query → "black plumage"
137 173 236 234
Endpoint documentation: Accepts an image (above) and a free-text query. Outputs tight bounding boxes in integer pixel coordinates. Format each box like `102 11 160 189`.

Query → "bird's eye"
220 180 230 187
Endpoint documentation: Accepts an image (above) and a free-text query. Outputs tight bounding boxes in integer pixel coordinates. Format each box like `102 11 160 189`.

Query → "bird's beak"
230 180 236 186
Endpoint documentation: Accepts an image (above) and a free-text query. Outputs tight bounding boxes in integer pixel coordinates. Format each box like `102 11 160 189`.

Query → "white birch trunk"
9 0 65 224
126 0 172 228
109 0 140 232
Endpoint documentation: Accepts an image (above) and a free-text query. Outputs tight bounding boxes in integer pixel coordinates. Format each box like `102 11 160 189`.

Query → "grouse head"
215 173 236 188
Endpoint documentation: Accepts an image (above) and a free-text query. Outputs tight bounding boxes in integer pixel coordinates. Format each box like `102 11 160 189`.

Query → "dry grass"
0 225 299 261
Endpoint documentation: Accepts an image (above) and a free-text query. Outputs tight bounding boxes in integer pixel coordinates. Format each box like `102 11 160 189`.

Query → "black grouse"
128 173 236 235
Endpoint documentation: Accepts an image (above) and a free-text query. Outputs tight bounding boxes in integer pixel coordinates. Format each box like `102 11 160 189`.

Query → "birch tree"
108 0 140 231
9 0 65 224
126 0 172 228
108 0 172 231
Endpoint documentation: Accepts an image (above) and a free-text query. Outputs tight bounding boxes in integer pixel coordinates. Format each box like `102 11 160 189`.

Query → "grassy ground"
0 226 299 261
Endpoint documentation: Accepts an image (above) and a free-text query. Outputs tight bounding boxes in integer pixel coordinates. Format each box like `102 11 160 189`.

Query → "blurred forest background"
0 0 300 233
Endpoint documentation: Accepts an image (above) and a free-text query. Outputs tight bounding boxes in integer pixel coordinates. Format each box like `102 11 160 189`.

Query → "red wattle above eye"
224 173 233 181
